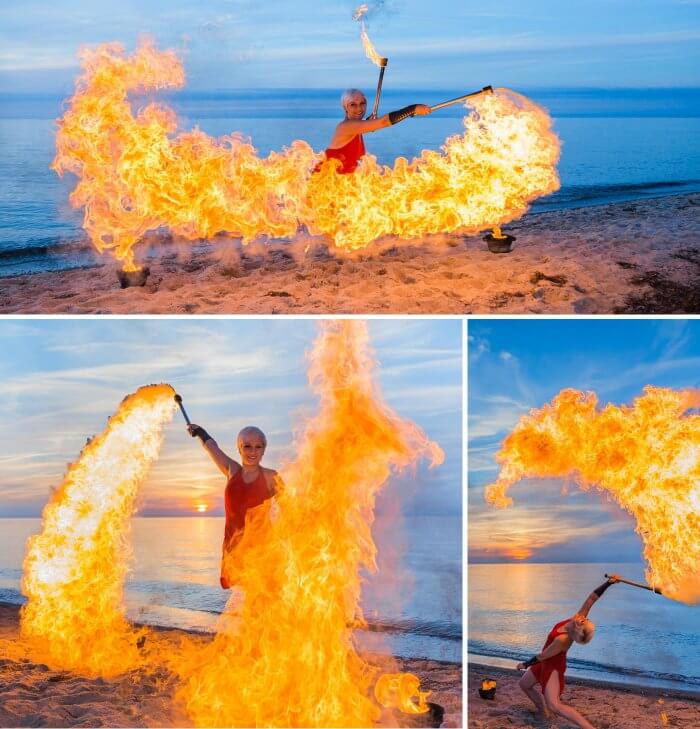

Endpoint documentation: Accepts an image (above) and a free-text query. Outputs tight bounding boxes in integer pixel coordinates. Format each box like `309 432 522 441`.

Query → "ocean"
469 562 700 693
0 88 699 277
0 514 462 663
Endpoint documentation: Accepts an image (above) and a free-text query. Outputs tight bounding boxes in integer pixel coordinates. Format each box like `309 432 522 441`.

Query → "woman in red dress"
517 575 620 728
321 89 432 174
187 422 279 588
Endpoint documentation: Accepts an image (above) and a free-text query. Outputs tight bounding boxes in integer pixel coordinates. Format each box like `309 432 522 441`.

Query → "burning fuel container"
483 233 515 254
383 702 445 728
117 266 150 288
478 679 497 700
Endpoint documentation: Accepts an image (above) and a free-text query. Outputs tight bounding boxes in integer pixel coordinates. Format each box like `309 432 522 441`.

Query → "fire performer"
516 575 621 729
187 422 279 589
321 89 432 174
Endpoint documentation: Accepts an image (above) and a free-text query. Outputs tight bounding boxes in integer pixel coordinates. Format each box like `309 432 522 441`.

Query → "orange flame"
354 5 385 67
20 384 176 676
52 40 560 270
174 320 444 726
485 387 700 604
374 672 431 714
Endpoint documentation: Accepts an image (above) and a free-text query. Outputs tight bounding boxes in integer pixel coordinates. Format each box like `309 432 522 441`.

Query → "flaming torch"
605 573 663 596
354 4 388 118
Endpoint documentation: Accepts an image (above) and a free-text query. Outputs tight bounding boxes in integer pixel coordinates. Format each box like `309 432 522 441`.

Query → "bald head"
237 426 267 448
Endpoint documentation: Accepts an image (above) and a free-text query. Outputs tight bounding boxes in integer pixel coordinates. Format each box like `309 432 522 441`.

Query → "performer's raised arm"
187 423 239 478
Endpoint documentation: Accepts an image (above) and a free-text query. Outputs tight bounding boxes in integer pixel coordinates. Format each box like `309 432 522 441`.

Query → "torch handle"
173 394 192 427
370 60 387 119
605 573 662 595
430 85 494 112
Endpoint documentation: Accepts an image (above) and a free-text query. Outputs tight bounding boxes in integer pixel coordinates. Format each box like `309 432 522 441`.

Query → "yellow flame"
52 41 560 270
485 387 700 604
20 384 176 677
174 321 444 726
374 673 431 714
358 20 385 67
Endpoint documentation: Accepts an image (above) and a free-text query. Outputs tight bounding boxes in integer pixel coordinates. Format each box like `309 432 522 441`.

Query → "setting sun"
195 503 207 514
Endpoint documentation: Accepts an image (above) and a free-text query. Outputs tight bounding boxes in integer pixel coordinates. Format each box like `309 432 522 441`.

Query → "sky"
468 318 700 565
1 0 698 93
0 318 462 519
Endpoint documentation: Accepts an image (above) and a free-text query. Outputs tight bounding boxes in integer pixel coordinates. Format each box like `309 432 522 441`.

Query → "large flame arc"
485 386 700 604
20 384 177 676
52 40 560 271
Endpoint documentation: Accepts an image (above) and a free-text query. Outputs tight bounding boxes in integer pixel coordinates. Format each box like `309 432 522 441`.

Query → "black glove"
190 426 212 443
388 104 418 125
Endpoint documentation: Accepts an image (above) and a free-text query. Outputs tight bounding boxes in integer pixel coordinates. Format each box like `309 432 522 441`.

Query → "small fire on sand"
52 40 560 272
485 386 700 604
19 322 445 727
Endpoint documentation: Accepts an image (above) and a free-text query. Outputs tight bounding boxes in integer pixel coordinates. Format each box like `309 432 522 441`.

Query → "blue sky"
1 0 698 93
468 318 700 564
0 318 461 518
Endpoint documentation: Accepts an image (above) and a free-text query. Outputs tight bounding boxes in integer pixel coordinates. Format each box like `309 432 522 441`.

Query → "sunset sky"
0 318 461 518
468 318 700 564
1 0 698 92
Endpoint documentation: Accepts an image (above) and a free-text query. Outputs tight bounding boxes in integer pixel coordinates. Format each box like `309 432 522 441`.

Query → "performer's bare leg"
518 668 551 719
544 671 595 729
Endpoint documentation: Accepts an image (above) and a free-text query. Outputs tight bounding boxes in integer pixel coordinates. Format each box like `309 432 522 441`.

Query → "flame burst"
353 4 385 66
375 673 431 714
485 387 700 604
52 40 560 270
174 321 443 727
20 384 176 677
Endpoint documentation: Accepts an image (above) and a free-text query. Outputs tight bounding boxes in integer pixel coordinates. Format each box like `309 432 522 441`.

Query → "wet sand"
1 194 698 315
0 603 462 728
468 662 700 729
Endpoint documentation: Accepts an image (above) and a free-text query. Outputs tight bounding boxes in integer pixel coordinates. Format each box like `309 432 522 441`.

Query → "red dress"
220 468 272 587
531 619 569 695
323 134 366 174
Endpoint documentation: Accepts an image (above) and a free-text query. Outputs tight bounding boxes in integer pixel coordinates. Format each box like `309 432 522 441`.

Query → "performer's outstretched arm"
578 574 619 618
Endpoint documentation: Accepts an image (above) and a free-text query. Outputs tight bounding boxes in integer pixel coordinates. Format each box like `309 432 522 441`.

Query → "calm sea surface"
0 88 699 276
469 562 700 693
0 515 461 663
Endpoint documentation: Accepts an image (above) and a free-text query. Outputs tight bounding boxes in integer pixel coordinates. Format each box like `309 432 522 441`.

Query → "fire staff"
322 89 432 174
187 422 279 589
516 575 621 729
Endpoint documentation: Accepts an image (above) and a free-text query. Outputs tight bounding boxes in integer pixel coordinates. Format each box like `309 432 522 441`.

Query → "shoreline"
3 185 699 280
469 660 700 703
467 662 700 729
1 192 698 314
0 602 462 727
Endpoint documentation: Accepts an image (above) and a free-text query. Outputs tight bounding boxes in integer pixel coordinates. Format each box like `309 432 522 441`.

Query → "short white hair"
341 88 366 108
237 426 267 448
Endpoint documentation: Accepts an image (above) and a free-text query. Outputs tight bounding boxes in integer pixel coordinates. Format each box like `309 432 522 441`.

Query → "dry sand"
1 194 698 315
468 662 700 729
0 603 461 728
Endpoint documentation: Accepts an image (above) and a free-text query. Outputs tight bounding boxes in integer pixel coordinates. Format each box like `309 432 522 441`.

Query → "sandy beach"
1 193 698 315
0 603 461 728
467 662 700 729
